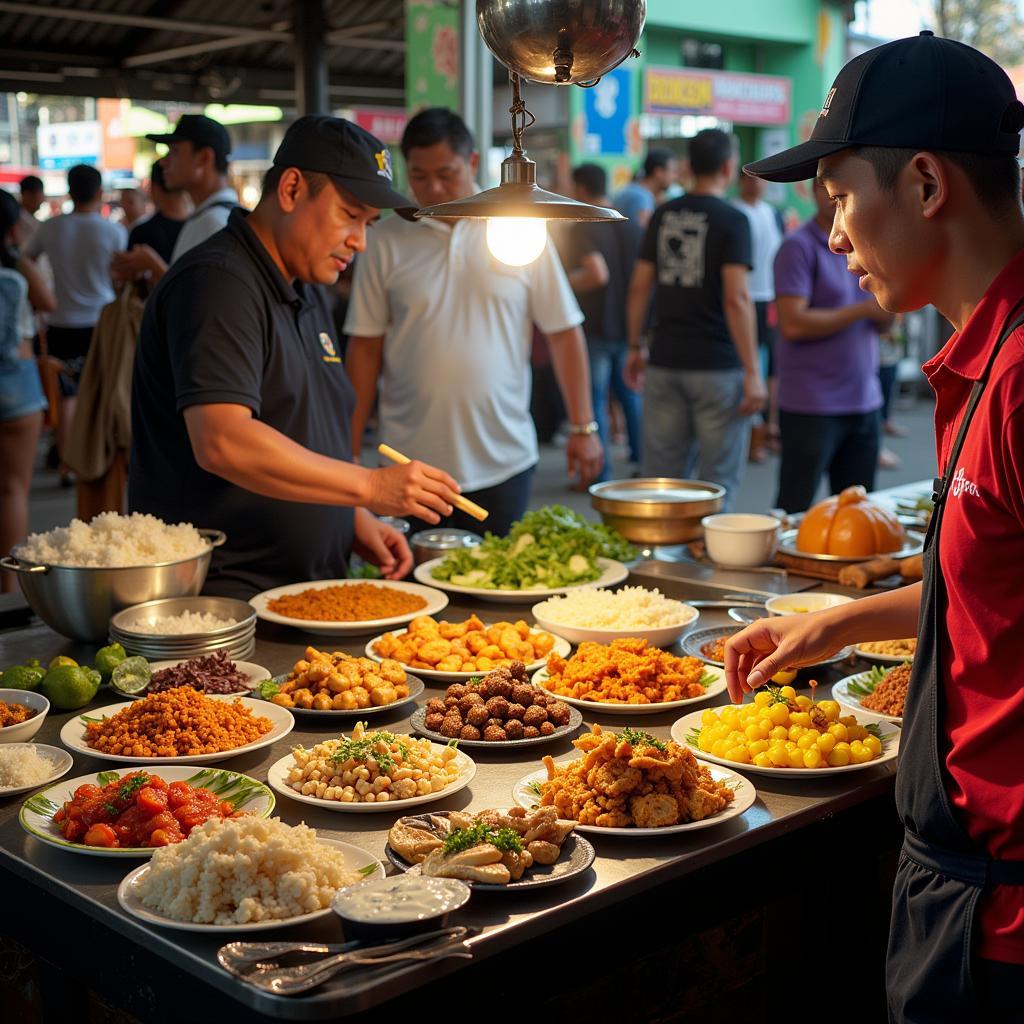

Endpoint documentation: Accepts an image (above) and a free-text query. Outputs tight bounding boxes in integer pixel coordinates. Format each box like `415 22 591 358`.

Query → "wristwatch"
568 420 600 436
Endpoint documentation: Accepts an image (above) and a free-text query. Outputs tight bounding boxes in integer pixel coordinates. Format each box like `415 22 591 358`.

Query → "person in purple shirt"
772 178 893 511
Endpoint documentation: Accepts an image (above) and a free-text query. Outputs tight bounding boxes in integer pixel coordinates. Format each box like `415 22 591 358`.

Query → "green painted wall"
646 0 822 44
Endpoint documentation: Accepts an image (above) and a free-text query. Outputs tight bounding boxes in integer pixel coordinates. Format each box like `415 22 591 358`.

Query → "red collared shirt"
924 248 1024 964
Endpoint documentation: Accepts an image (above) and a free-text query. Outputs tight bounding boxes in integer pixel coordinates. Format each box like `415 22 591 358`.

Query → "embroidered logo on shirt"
374 149 393 181
319 332 341 363
950 467 980 499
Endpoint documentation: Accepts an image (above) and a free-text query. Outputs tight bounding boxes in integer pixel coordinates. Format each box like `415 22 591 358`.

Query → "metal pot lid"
409 529 483 549
589 478 726 504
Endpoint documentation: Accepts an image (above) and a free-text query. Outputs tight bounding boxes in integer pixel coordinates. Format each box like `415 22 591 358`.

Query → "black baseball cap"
746 31 1024 182
146 114 232 159
272 115 416 220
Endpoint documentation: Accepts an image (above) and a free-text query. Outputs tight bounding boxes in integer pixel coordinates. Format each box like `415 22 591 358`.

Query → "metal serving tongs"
217 925 477 996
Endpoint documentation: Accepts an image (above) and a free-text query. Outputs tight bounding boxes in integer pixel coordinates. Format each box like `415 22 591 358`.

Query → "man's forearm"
193 414 372 506
780 301 873 341
547 327 595 424
828 582 922 646
724 294 760 376
627 283 652 349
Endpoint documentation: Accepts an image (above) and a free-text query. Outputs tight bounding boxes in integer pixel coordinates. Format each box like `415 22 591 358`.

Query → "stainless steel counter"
0 581 896 1020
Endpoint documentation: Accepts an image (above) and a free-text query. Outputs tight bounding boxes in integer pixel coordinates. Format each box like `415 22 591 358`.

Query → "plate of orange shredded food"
512 724 754 835
367 614 570 681
249 579 449 636
531 637 726 714
59 686 294 764
832 663 910 724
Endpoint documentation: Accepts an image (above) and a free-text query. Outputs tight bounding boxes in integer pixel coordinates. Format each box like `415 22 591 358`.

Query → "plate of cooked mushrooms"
384 807 595 890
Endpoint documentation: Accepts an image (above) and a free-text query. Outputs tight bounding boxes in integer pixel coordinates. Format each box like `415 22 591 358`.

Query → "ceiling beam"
0 2 291 40
325 17 403 44
122 31 293 68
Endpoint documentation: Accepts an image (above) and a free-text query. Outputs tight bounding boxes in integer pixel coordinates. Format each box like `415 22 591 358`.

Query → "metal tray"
681 625 853 669
776 529 925 564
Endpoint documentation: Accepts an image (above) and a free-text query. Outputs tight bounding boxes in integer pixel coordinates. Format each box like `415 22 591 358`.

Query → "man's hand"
738 372 768 416
624 347 647 391
724 610 849 703
567 432 603 486
353 508 412 579
366 460 461 523
111 245 166 285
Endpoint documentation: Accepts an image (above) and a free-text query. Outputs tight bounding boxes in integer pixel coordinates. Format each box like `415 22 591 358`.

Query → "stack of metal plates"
109 596 257 661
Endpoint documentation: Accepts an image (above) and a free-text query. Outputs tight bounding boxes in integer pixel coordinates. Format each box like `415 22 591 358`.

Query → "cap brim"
330 175 418 222
743 139 850 183
145 132 178 144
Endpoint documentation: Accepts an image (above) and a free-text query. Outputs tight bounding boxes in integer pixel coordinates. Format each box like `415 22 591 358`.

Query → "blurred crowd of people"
0 107 908 591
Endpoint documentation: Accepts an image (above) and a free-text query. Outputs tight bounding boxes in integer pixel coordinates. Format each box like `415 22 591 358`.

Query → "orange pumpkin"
796 486 905 558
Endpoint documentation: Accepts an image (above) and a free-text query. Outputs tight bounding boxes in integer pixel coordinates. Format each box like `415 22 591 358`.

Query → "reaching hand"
353 509 412 579
365 460 460 523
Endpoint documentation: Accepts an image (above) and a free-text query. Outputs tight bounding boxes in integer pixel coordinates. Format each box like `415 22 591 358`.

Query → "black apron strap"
904 830 1024 887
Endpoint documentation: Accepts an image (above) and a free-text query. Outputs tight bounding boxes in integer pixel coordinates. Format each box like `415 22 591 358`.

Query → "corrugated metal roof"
0 0 408 107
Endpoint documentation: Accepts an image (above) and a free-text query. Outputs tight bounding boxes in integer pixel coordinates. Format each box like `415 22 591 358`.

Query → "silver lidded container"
409 529 483 567
1 529 226 643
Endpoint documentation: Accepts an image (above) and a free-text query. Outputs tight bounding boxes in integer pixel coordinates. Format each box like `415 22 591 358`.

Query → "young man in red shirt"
725 32 1024 1024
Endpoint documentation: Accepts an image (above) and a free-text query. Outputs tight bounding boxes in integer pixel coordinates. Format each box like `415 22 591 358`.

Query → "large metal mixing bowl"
1 530 226 642
590 478 725 545
476 0 646 85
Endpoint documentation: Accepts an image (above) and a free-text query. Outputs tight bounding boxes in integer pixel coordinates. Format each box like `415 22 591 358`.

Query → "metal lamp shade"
416 183 624 221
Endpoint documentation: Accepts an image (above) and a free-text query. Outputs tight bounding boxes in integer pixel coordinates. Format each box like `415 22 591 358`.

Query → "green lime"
41 665 101 710
48 655 79 670
110 657 152 696
2 664 46 691
93 642 127 681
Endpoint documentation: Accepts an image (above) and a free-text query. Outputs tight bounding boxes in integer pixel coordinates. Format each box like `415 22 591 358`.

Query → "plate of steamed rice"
531 586 699 647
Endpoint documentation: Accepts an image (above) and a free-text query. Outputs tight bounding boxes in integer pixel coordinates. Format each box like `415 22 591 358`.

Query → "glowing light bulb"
485 217 547 266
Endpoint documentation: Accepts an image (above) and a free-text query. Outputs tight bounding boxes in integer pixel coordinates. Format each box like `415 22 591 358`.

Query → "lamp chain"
508 73 536 156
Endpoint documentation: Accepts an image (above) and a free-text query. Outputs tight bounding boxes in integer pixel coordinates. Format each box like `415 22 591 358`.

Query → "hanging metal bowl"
476 0 647 85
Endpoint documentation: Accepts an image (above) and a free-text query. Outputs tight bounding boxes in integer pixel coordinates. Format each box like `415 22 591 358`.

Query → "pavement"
25 388 938 537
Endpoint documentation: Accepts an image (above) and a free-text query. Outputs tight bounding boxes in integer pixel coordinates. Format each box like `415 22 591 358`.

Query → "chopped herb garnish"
329 731 403 772
442 821 523 855
619 727 666 751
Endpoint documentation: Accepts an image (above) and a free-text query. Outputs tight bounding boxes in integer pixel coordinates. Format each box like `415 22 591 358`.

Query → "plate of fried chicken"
512 724 756 836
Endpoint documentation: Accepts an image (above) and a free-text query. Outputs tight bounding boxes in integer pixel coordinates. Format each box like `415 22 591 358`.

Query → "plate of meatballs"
410 663 583 748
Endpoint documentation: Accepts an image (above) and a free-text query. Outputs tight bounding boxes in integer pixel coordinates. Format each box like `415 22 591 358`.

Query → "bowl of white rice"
531 586 699 646
2 513 226 643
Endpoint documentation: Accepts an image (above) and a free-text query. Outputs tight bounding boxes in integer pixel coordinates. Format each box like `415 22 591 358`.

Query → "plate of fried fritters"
385 807 595 890
512 724 755 836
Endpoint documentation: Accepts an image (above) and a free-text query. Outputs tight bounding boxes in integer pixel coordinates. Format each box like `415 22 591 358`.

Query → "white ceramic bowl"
701 514 780 568
765 593 855 616
0 688 49 743
531 603 699 648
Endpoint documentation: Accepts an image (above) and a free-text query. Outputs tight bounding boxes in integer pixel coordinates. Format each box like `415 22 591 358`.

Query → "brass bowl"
589 478 725 545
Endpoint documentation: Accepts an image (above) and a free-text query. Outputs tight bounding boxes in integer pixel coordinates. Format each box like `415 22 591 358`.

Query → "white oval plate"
261 675 426 719
0 743 73 798
124 660 271 700
670 709 900 777
414 557 629 604
19 765 275 857
530 665 727 715
852 644 916 665
60 695 294 765
832 671 904 726
364 631 571 682
512 762 755 837
266 744 477 813
117 837 385 932
249 579 449 636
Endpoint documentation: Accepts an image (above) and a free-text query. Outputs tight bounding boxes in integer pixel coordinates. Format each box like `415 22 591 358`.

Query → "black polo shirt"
129 209 355 599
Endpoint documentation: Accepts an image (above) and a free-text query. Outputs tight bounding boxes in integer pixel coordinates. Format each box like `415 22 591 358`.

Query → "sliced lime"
110 656 152 695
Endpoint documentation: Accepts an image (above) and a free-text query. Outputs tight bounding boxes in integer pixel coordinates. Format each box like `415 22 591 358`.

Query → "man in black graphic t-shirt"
625 129 766 510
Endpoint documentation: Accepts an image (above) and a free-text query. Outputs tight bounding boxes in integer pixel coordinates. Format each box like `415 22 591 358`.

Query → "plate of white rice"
0 743 73 797
531 586 699 647
14 512 211 568
117 816 385 932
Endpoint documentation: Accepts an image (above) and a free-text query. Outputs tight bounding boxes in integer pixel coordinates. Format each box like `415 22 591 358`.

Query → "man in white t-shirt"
345 108 603 534
112 115 237 286
26 163 127 471
731 173 784 461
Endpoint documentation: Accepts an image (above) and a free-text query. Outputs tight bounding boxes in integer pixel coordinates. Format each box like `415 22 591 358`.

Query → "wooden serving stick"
838 556 900 590
376 443 489 523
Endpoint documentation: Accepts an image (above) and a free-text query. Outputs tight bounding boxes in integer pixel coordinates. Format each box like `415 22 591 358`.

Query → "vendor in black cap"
129 116 462 598
724 32 1024 1024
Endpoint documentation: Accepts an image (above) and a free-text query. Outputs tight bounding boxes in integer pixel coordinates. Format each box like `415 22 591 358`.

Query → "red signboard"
644 66 792 127
349 108 408 145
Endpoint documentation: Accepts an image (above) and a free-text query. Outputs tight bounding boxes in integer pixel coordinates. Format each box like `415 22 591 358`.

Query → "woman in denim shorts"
0 189 55 591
